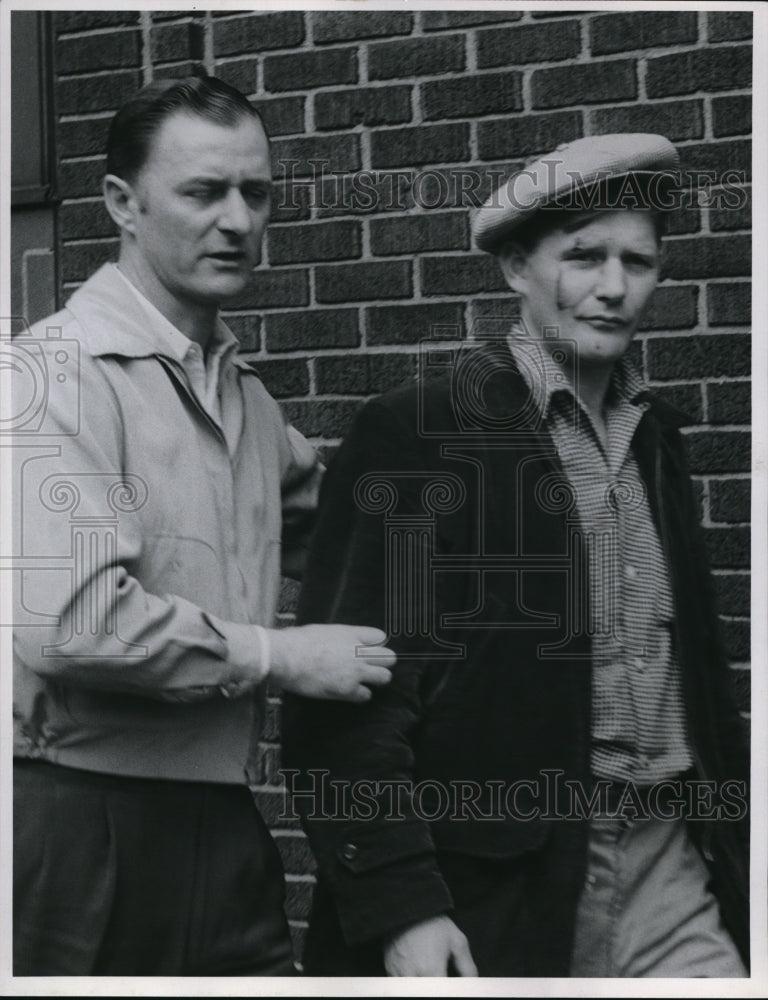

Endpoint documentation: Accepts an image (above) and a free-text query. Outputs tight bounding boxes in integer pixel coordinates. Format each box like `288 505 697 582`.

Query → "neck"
117 250 218 347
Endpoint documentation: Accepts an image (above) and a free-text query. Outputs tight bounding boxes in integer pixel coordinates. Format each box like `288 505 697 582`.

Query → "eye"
566 247 602 265
183 183 223 204
241 184 271 209
623 253 658 273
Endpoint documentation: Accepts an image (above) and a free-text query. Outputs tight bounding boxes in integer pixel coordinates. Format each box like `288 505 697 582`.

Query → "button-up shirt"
508 331 693 784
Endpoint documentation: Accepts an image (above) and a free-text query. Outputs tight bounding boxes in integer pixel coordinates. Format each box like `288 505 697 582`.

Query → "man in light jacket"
12 74 393 976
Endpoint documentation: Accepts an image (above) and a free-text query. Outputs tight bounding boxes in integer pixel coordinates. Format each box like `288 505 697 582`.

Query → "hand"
383 915 478 977
269 624 394 703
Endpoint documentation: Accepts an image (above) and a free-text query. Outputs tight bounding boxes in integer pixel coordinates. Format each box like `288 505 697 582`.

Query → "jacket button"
340 843 359 861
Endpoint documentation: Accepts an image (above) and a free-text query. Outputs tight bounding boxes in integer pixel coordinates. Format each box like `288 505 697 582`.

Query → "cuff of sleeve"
204 617 271 697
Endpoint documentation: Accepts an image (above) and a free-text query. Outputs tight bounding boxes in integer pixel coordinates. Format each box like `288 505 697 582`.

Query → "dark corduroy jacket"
281 342 749 976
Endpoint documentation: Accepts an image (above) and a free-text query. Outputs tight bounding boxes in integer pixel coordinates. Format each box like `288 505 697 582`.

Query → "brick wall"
50 8 752 957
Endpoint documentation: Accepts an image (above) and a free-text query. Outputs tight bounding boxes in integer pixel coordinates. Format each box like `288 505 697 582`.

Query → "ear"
103 173 141 235
497 241 529 295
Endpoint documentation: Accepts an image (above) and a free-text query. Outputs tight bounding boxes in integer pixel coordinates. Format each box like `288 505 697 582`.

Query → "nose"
218 188 252 236
594 257 626 303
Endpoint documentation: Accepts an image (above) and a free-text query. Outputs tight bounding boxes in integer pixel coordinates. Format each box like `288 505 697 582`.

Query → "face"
500 210 660 374
126 111 271 310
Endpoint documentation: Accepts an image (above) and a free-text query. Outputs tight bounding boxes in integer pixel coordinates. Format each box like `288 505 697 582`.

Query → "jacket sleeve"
281 396 455 948
279 423 324 581
13 340 268 702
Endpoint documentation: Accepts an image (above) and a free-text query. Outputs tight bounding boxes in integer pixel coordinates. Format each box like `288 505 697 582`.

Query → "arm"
282 397 468 963
13 344 391 704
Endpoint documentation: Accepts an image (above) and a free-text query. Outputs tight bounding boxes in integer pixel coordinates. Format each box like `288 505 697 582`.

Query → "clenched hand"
269 624 394 703
384 915 478 976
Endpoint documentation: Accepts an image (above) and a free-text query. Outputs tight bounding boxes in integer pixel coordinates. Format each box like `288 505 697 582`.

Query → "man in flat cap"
12 75 395 976
282 134 749 977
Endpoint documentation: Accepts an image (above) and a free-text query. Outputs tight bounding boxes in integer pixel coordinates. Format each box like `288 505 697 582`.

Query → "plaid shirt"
508 332 693 784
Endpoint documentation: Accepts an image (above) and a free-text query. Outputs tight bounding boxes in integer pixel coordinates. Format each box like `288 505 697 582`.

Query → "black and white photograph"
2 1 765 994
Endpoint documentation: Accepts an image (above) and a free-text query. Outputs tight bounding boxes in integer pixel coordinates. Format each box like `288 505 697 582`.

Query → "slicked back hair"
106 74 266 184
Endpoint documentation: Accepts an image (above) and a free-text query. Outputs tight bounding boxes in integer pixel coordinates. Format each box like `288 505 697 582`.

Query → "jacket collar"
463 337 692 431
65 263 253 373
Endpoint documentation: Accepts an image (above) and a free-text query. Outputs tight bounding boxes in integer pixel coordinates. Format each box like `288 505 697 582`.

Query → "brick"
370 212 469 256
409 164 519 211
713 573 750 615
152 62 203 81
260 699 281 742
370 123 470 169
215 58 260 97
151 21 204 63
221 314 261 351
278 577 301 615
273 832 317 875
710 479 750 523
264 47 357 93
664 206 701 236
707 283 750 326
282 399 364 439
368 35 465 81
532 59 637 109
315 260 412 303
728 666 751 711
270 182 312 223
57 30 141 74
477 20 581 68
57 116 111 159
255 96 305 138
685 430 750 474
285 880 313 922
366 303 465 346
591 100 704 142
423 12 523 30
58 159 106 198
712 95 751 138
478 111 583 160
707 382 751 425
680 140 751 183
646 47 751 98
314 86 411 131
272 134 361 178
315 354 416 395
214 11 305 56
422 72 523 122
316 170 417 218
55 11 139 32
258 743 282 785
265 309 360 352
421 255 508 297
268 220 362 265
590 11 697 55
662 236 750 280
290 924 308 964
249 358 309 398
710 189 751 233
227 269 309 309
704 526 749 567
638 285 698 331
647 384 702 423
722 620 750 662
469 298 520 330
708 11 752 42
59 201 115 240
61 241 118 282
251 787 300 830
312 11 413 43
647 334 750 380
57 70 143 115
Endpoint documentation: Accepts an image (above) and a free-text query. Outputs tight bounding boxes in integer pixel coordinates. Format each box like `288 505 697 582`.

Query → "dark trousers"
14 759 296 976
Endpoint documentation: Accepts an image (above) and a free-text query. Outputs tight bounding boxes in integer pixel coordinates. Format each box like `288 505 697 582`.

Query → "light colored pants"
570 815 746 977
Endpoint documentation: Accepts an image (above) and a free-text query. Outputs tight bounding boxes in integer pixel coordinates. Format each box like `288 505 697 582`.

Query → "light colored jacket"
13 264 322 783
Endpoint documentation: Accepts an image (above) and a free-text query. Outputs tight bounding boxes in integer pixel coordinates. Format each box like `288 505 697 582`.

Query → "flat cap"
472 132 679 253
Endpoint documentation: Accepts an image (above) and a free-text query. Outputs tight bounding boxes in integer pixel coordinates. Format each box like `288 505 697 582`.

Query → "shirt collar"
506 322 648 420
66 263 246 370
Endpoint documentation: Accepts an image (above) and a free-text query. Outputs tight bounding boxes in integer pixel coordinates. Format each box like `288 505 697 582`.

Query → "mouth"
580 315 628 330
207 251 249 266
